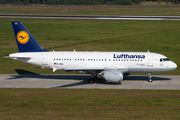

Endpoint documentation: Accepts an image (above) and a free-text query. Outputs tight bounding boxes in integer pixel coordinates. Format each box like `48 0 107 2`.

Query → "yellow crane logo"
17 31 30 44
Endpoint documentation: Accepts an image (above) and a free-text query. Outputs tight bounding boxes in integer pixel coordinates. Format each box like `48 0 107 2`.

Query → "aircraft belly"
128 67 170 73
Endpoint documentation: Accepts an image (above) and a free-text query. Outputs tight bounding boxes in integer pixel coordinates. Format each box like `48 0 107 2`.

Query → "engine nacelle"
102 71 123 83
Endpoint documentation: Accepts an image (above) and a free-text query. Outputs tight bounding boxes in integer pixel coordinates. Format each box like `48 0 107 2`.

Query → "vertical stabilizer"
12 22 47 52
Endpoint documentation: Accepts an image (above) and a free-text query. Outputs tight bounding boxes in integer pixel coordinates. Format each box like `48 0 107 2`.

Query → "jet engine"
102 71 123 83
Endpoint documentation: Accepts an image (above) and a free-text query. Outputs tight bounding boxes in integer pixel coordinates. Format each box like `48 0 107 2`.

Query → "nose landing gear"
148 73 153 82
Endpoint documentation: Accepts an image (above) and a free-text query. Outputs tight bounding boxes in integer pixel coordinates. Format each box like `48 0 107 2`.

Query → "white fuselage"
9 51 177 74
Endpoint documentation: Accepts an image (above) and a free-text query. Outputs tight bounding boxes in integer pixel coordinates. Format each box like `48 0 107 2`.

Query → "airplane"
9 22 177 84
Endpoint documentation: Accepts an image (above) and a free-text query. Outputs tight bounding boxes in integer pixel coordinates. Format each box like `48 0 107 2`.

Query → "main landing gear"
148 73 153 82
88 74 96 84
88 74 100 84
88 78 95 84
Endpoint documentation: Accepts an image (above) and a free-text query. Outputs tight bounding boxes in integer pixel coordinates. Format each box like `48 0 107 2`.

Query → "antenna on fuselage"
147 50 150 53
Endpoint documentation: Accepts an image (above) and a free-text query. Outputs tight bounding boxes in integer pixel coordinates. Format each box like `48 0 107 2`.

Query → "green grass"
0 5 180 16
0 5 179 120
0 89 180 120
0 18 179 74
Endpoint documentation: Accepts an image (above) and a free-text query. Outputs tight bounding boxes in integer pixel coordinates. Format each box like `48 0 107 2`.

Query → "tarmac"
0 74 179 90
1 14 180 20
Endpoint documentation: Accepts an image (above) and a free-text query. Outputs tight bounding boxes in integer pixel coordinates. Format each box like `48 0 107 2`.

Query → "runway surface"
0 74 179 90
1 14 180 20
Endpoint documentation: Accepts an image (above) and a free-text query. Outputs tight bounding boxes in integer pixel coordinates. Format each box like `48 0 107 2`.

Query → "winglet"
12 22 48 52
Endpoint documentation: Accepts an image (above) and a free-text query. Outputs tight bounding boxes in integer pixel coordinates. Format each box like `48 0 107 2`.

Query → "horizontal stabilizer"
9 54 31 59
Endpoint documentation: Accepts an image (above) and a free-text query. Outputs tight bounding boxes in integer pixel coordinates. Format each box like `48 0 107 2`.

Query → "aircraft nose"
170 61 177 70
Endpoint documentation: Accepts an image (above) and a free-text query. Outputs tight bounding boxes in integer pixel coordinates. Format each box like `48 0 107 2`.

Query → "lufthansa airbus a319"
9 22 177 84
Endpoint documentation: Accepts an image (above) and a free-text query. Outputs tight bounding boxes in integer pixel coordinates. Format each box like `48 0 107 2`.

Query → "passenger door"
147 55 153 67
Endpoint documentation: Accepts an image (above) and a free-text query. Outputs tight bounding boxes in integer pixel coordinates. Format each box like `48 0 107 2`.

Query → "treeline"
150 0 179 4
0 0 141 5
0 0 179 5
43 0 141 5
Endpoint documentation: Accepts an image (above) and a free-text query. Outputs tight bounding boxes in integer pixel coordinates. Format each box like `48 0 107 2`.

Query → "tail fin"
12 22 47 52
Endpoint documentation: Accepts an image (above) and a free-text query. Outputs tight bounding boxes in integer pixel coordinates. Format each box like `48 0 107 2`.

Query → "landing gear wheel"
95 75 100 80
148 78 153 82
88 78 95 84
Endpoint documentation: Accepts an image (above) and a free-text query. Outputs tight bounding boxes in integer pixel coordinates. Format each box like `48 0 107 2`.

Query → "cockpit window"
160 58 170 62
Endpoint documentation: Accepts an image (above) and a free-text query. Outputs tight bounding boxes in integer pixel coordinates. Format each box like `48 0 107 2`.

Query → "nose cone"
169 61 177 71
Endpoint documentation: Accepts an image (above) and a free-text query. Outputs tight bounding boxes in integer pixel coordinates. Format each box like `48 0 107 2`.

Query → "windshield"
160 58 170 62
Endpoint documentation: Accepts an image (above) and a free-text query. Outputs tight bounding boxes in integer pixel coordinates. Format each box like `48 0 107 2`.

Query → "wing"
52 65 129 73
52 66 104 72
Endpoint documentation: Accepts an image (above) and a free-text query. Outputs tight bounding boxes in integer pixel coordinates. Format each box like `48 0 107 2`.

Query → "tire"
148 78 153 82
88 78 95 84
